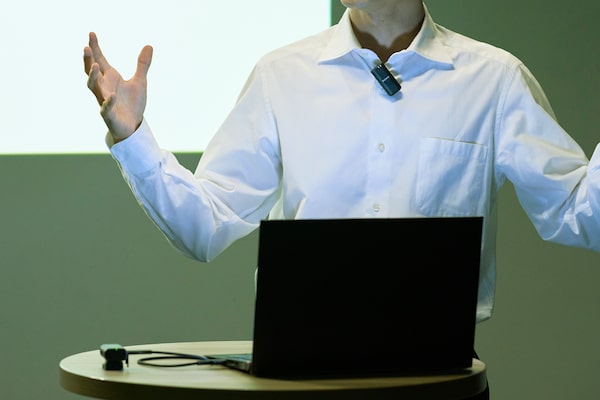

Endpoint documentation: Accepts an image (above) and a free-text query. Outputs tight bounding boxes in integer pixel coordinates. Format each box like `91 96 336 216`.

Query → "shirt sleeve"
495 62 600 250
109 65 282 262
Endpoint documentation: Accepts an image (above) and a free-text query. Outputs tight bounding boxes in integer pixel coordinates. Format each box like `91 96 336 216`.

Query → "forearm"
109 121 257 261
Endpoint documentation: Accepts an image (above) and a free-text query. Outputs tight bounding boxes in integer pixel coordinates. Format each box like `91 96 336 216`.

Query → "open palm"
84 32 153 140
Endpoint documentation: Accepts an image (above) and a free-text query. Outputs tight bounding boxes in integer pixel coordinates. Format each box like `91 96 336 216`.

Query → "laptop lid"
249 216 483 378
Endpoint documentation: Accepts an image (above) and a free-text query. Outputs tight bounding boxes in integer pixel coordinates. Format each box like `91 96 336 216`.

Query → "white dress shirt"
110 5 600 322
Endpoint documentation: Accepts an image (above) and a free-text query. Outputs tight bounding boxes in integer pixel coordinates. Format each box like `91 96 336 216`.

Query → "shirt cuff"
588 143 600 173
109 119 164 176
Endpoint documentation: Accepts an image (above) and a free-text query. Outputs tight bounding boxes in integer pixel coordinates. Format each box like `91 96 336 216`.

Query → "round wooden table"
60 341 487 400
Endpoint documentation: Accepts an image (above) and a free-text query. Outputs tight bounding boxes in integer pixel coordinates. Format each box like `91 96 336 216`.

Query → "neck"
348 0 425 61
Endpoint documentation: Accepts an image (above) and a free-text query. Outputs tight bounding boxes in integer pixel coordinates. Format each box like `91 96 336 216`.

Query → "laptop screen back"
251 217 483 378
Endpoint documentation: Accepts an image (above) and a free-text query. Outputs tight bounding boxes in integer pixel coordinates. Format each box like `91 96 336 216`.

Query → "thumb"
134 45 153 80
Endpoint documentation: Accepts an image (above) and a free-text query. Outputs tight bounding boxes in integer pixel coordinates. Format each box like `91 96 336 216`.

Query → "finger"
83 46 94 75
88 32 112 73
99 93 120 135
99 92 115 117
87 63 106 105
133 45 153 81
100 98 119 136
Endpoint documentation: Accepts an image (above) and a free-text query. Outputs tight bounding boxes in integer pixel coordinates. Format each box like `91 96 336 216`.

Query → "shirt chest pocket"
416 137 488 217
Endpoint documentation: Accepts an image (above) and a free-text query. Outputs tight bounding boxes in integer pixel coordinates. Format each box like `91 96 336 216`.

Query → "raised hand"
83 32 153 141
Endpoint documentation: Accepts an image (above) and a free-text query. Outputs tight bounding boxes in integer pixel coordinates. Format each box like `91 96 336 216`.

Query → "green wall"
1 2 599 399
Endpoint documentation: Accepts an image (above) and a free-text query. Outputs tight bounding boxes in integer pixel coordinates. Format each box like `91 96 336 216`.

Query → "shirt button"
372 203 381 212
378 143 385 152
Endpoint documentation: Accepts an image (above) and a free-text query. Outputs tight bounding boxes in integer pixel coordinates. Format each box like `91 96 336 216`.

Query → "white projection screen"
0 1 330 154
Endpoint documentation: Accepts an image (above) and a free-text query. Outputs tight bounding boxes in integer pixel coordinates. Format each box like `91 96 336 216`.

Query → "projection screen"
0 1 330 154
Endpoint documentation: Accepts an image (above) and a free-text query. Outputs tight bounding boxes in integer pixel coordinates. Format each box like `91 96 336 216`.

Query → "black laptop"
210 216 483 379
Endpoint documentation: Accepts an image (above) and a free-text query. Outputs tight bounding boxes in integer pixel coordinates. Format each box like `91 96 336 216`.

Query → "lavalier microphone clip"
371 63 401 96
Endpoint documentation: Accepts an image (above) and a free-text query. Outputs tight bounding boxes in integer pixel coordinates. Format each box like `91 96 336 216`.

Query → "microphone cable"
100 344 226 370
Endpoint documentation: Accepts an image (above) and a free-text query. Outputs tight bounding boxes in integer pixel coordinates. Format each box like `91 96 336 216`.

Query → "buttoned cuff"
589 143 600 173
109 119 164 176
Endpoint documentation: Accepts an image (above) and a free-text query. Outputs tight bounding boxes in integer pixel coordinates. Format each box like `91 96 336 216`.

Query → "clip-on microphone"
371 63 401 96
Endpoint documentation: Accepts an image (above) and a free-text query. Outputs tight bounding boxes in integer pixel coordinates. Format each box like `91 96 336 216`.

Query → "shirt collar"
318 3 454 67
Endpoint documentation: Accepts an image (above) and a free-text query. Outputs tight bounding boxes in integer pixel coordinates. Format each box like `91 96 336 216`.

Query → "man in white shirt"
84 1 600 398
